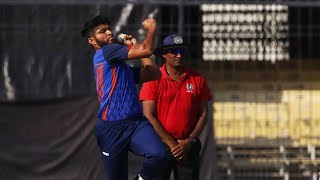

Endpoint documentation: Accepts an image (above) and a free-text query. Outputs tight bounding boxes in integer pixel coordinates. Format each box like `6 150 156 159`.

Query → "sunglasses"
164 48 186 55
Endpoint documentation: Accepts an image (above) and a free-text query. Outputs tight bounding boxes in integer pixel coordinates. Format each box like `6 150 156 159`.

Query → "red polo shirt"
139 64 212 139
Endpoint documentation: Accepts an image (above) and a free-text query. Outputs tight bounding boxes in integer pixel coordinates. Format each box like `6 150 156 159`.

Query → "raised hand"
142 18 157 31
118 33 137 46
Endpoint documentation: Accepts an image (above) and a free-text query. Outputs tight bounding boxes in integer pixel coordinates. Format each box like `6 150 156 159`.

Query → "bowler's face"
89 24 114 47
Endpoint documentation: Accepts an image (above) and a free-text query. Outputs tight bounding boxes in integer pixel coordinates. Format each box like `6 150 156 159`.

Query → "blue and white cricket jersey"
93 43 143 121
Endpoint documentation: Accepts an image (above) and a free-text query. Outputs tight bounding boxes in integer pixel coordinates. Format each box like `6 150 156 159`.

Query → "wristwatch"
188 136 197 143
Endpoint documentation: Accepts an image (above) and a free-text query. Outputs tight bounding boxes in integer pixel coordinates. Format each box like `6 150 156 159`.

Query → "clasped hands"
170 138 192 162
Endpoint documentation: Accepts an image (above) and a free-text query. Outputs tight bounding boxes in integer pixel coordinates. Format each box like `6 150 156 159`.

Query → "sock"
137 174 145 180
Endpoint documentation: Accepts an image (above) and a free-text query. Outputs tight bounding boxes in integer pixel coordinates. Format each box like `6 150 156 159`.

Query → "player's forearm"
145 114 178 148
188 104 209 139
141 27 157 53
127 18 157 59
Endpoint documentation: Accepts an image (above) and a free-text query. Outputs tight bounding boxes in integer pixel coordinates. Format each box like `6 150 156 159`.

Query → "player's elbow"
137 43 153 57
142 49 153 57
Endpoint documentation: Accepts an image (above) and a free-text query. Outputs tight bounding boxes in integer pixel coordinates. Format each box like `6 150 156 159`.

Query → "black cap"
81 15 110 37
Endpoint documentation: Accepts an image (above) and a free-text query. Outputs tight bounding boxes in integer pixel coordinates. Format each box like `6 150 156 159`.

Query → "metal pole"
178 0 184 36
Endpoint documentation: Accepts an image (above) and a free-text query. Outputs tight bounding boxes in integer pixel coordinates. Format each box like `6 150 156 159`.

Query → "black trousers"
154 138 201 180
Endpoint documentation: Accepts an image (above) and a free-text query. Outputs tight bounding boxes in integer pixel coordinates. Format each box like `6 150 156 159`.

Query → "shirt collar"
160 64 190 81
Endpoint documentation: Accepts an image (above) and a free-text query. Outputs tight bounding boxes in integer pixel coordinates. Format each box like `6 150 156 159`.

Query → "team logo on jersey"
186 83 194 93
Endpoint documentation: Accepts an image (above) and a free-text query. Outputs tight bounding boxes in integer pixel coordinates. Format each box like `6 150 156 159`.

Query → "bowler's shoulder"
101 43 127 51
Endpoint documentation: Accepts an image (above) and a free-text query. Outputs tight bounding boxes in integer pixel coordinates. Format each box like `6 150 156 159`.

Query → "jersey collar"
160 64 190 81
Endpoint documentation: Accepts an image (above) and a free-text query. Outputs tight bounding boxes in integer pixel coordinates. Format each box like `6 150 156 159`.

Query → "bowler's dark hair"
81 15 111 38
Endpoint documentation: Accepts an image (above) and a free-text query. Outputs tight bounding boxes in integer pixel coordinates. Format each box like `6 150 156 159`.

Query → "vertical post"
279 145 289 180
227 146 235 180
178 0 184 36
308 145 317 180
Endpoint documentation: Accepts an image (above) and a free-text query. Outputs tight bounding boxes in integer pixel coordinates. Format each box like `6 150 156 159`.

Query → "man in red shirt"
139 34 212 180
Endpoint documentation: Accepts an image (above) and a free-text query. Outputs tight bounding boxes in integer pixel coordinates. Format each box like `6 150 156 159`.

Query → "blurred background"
1 0 320 180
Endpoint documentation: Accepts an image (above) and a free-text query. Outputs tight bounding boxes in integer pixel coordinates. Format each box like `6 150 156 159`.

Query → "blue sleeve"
101 44 129 63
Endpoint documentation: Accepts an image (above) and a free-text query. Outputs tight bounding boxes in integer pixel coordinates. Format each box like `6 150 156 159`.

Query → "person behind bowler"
140 34 212 180
81 15 166 180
